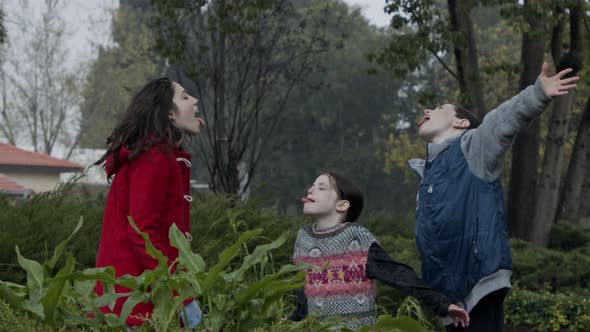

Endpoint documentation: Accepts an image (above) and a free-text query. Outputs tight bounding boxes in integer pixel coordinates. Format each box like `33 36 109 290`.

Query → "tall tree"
152 0 331 198
258 2 420 213
374 0 487 119
558 96 590 224
79 0 163 149
532 0 582 245
0 6 13 145
505 0 550 240
0 45 16 145
447 0 486 118
2 0 82 156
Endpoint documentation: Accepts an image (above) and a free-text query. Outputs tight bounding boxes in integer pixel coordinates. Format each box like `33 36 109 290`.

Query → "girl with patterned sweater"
288 173 469 329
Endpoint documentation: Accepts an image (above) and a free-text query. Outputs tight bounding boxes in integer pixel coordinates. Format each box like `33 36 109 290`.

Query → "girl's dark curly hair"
95 77 183 175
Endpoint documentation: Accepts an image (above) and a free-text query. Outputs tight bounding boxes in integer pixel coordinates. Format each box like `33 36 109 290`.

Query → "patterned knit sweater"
293 223 378 327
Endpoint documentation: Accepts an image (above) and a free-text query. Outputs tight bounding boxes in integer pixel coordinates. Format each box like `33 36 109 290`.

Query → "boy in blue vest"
409 63 579 332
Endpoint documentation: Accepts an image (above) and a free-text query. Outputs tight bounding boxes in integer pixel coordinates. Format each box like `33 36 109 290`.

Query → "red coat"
94 145 193 326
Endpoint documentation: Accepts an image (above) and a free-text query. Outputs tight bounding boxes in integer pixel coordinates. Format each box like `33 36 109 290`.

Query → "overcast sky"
343 0 389 27
3 0 389 67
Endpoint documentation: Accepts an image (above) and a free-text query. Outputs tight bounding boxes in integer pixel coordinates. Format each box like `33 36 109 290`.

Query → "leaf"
127 216 168 267
236 263 307 306
40 254 76 325
202 229 263 290
0 281 27 307
95 292 127 310
115 272 146 289
228 232 288 282
45 216 83 270
70 266 117 283
150 283 176 326
169 223 206 273
120 290 150 323
103 312 127 328
15 246 44 291
22 299 45 319
58 307 103 328
260 278 306 313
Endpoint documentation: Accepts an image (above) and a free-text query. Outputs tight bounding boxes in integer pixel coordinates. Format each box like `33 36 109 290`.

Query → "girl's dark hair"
325 172 364 222
95 77 181 173
450 103 481 129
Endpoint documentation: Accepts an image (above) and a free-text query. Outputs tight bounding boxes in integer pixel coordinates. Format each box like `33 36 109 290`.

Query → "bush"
188 193 305 269
0 217 425 332
505 288 590 332
548 224 590 251
511 240 590 291
0 298 54 332
3 184 590 331
0 184 104 283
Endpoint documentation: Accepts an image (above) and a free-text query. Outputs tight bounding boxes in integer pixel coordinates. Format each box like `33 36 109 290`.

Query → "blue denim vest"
415 135 512 302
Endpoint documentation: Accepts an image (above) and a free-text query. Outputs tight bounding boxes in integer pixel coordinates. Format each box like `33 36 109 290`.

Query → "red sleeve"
127 148 171 270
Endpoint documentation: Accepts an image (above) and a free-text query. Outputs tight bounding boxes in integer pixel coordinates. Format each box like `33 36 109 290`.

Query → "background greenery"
1 185 589 331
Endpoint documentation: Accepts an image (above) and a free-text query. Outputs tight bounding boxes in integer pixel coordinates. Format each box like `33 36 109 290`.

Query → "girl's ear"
336 200 350 213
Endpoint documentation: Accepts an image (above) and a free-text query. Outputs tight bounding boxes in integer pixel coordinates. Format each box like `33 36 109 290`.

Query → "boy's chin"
417 128 429 139
417 130 434 143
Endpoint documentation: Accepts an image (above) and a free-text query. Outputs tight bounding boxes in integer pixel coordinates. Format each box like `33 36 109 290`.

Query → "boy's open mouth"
417 115 430 127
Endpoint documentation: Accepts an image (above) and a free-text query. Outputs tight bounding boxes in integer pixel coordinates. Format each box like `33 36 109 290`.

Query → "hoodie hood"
104 144 191 177
105 147 131 177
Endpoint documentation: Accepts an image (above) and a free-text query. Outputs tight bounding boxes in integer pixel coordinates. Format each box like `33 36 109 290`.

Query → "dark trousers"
446 288 509 332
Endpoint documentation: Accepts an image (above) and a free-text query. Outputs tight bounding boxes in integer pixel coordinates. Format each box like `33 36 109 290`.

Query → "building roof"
0 143 83 171
0 173 32 195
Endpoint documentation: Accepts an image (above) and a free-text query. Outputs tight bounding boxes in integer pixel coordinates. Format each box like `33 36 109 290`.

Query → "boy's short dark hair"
450 103 481 129
325 172 364 222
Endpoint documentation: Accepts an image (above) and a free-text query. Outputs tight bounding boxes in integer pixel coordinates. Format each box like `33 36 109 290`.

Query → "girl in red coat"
94 77 204 328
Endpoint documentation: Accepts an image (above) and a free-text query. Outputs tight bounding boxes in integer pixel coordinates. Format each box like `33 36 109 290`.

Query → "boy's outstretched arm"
462 63 580 181
365 243 470 327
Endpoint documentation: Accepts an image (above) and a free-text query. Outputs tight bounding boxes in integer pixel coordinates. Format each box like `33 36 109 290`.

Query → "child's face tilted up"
301 174 349 222
417 104 471 143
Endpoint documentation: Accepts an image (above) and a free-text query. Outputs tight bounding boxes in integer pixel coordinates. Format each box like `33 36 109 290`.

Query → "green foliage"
511 239 590 291
505 288 590 332
188 193 303 268
3 187 590 330
0 298 70 332
384 131 424 181
548 223 590 251
0 184 104 283
371 0 450 78
79 2 164 148
0 212 425 331
253 0 424 214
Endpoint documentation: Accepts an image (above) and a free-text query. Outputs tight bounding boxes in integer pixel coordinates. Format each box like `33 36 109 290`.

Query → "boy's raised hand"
448 304 470 328
539 62 580 97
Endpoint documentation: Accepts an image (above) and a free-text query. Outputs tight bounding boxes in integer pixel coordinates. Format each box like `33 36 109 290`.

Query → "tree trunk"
558 96 590 223
532 91 575 244
447 0 486 120
507 0 546 240
531 2 581 246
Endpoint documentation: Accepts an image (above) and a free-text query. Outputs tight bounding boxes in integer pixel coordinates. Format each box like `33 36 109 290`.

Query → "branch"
427 47 460 81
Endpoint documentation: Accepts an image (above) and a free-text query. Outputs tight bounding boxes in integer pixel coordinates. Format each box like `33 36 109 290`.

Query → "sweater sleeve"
127 149 172 270
287 287 308 321
365 242 451 317
461 78 552 181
